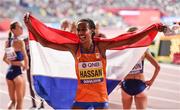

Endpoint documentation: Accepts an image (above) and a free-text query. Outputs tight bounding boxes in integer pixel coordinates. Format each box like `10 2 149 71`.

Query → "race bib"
5 47 17 60
78 61 104 84
129 60 143 74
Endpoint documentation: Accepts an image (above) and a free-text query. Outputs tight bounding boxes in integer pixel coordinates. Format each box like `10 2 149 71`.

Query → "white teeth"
81 36 85 38
80 36 86 39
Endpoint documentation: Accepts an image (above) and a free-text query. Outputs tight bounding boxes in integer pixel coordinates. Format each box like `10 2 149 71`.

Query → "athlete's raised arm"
24 13 77 52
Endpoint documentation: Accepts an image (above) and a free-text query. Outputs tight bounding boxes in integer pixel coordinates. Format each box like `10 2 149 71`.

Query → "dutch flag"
26 15 161 109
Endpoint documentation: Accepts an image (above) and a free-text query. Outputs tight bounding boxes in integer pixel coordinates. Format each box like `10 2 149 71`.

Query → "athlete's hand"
145 80 154 89
158 25 168 33
22 64 29 71
24 12 30 24
6 59 11 65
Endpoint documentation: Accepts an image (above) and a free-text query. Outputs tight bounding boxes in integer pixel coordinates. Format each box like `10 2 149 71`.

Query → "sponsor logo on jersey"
78 61 104 84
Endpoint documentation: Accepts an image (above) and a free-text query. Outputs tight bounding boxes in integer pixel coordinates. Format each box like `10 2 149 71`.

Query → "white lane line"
0 90 31 100
145 71 180 85
155 79 180 85
109 100 155 110
0 90 44 104
145 70 180 78
114 95 180 105
144 67 180 79
159 73 180 79
151 86 180 94
145 73 180 81
159 70 180 78
145 61 180 70
0 74 5 78
160 63 180 71
149 96 180 104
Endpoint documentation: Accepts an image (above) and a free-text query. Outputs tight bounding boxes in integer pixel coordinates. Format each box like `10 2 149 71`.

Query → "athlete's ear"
92 31 95 37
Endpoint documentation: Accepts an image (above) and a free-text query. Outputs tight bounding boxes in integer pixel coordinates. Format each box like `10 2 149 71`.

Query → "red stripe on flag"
27 15 161 50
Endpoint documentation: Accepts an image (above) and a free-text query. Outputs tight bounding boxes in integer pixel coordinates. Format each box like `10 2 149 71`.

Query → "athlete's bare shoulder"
66 43 79 56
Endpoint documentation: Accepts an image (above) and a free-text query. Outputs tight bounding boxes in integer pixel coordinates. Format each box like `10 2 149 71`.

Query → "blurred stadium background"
0 0 180 109
0 0 180 64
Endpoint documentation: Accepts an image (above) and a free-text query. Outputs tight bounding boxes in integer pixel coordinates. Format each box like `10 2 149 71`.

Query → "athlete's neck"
81 41 94 52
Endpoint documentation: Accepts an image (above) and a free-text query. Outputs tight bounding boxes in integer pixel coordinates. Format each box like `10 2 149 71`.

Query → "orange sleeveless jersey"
74 45 108 102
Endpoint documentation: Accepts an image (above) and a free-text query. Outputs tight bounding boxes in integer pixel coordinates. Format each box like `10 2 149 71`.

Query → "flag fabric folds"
27 15 160 109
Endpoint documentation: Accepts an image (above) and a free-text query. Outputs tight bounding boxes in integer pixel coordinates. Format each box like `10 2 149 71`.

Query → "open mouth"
79 36 86 41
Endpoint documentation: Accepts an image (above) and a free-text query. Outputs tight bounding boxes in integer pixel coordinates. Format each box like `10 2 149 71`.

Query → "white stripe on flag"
30 41 147 80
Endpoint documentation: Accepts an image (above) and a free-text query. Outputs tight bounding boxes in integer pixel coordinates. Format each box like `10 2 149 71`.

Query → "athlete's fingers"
24 12 30 23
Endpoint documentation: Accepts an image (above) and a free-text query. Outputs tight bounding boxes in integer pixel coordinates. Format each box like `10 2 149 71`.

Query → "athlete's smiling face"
77 22 92 44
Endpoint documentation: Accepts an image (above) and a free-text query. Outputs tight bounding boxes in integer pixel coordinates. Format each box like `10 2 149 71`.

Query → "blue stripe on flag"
33 75 120 109
106 79 120 94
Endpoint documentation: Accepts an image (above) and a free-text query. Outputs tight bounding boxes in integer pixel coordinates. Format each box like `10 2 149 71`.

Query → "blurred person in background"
70 21 77 34
95 22 106 38
61 20 70 31
3 21 29 109
24 13 166 109
23 37 45 109
120 27 160 110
